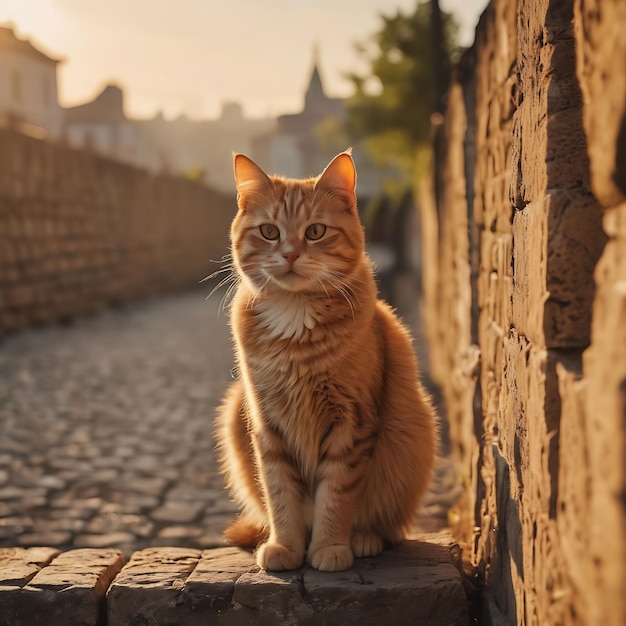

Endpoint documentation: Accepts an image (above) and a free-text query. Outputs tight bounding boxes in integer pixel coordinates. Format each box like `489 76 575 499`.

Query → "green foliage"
184 165 207 183
345 1 460 183
315 116 351 154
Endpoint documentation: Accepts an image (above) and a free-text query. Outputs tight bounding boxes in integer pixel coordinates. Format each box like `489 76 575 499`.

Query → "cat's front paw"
308 544 354 572
256 542 304 571
351 531 384 558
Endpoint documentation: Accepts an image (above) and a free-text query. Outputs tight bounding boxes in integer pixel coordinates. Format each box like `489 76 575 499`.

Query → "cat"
215 149 437 572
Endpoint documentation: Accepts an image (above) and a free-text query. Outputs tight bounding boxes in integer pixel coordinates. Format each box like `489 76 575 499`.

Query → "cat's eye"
305 223 326 241
259 224 280 241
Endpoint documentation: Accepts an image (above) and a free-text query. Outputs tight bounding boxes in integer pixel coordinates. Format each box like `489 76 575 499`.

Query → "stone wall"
0 128 233 332
422 0 626 624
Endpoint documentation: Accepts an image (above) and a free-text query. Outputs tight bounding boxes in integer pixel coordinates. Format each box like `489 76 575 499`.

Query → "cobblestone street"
0 288 458 556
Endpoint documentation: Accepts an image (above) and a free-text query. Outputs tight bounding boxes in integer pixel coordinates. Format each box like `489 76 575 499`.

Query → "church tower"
259 45 345 179
304 45 327 115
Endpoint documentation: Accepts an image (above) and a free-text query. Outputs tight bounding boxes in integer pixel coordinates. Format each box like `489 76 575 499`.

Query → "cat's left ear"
314 149 357 211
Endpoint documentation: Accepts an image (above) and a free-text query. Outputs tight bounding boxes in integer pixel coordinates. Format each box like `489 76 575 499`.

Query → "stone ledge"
0 533 468 626
0 547 125 626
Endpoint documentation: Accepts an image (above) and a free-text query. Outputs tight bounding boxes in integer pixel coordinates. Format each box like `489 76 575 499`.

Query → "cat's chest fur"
254 292 318 341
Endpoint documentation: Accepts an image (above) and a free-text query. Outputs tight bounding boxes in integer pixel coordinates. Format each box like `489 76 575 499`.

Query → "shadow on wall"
540 0 607 520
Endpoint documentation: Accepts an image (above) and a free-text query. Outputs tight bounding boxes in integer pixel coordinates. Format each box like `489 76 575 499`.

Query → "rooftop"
0 24 61 65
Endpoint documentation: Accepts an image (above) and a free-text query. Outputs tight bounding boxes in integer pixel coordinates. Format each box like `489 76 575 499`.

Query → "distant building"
253 50 346 179
64 85 274 191
135 101 274 192
252 50 384 200
0 24 63 138
64 84 154 169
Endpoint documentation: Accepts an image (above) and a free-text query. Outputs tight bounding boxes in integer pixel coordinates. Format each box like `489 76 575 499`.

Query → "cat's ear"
233 153 272 209
314 149 357 210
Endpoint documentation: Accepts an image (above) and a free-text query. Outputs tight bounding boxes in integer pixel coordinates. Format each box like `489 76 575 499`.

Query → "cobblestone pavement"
0 287 460 555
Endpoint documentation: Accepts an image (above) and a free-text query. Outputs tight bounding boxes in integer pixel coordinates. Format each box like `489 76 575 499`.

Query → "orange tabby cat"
216 150 436 572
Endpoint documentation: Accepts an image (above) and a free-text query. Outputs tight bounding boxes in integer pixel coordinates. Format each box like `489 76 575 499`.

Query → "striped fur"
215 151 437 572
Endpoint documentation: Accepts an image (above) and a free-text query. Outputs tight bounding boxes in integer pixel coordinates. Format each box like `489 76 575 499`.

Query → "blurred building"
1 27 383 200
64 84 274 191
253 51 346 179
251 50 385 201
0 24 63 138
134 102 274 191
64 84 155 169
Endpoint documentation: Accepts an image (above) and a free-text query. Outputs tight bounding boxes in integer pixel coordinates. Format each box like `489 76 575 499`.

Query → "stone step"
0 547 125 626
0 533 468 626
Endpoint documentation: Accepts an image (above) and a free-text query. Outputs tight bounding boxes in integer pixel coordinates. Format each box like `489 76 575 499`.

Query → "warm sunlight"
2 1 625 624
2 0 69 54
0 0 487 119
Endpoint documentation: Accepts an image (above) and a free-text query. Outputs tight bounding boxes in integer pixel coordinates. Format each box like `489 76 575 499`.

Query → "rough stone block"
0 547 59 586
510 201 548 345
106 547 202 625
556 359 593 624
575 0 626 207
582 201 626 626
0 548 124 626
106 537 468 626
287 541 467 626
512 191 605 349
544 191 606 348
182 546 257 615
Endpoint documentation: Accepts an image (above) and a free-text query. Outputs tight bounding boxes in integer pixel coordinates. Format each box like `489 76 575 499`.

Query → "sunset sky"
1 0 487 120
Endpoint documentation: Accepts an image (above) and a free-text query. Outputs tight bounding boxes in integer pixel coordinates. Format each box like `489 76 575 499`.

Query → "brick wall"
421 0 626 624
0 128 233 332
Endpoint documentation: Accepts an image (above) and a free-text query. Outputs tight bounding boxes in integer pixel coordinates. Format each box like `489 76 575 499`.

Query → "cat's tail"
224 515 268 547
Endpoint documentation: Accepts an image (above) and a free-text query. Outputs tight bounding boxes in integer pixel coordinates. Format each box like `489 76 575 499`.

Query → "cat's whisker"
246 276 272 310
205 265 238 293
209 278 241 320
332 268 367 286
200 265 235 284
219 274 241 314
331 268 363 292
316 279 331 301
201 254 234 279
327 278 357 320
340 279 360 307
340 291 357 320
258 277 273 300
323 271 361 310
206 275 234 301
205 276 230 300
210 269 233 283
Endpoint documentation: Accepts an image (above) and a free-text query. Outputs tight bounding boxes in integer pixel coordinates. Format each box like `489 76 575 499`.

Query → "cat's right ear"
233 154 272 210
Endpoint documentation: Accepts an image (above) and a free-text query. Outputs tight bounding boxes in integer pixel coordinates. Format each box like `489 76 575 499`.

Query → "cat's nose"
283 251 299 267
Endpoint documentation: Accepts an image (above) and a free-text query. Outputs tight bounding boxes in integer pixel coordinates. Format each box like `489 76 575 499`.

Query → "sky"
1 0 488 120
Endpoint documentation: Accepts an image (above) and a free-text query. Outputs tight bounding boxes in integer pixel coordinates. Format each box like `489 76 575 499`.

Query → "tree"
345 1 460 186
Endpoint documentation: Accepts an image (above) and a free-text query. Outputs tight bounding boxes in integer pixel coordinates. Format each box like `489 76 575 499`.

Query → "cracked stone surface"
0 547 124 626
106 534 467 626
0 536 468 625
